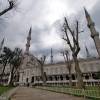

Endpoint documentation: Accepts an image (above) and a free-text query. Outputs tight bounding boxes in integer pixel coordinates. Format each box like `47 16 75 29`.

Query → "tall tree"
0 46 13 84
62 17 84 88
8 48 23 86
0 0 15 16
36 56 46 85
61 50 72 87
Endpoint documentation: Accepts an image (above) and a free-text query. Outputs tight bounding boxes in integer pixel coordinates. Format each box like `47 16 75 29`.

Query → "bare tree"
61 50 72 87
0 0 15 16
62 17 84 88
37 56 47 85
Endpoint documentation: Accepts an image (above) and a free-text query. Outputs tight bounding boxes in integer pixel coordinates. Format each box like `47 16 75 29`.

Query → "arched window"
31 76 34 83
60 75 63 80
26 78 28 82
55 76 58 81
66 75 69 80
72 74 75 80
49 76 53 81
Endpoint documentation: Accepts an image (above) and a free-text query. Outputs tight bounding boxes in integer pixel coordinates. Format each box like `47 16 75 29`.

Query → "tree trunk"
73 56 84 88
69 69 72 87
40 65 46 85
0 63 7 84
8 66 14 86
9 72 14 86
0 1 14 16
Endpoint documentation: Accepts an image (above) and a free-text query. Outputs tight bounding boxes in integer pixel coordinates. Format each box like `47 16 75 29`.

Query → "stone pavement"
10 87 89 100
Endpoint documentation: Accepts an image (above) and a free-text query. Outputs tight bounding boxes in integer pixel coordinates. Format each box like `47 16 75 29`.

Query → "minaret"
85 46 91 58
25 27 32 55
0 38 4 54
50 48 53 64
84 8 100 57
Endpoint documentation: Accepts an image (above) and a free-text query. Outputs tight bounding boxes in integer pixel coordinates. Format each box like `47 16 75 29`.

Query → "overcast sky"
0 0 100 63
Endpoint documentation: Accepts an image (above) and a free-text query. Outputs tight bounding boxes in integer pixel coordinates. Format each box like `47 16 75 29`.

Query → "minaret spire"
84 8 90 19
85 46 91 58
0 38 4 54
50 48 53 64
84 8 100 57
25 27 32 55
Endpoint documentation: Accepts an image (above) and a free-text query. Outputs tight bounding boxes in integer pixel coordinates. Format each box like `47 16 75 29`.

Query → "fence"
36 85 100 99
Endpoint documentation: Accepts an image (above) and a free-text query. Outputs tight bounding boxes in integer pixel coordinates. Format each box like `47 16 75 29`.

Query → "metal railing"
36 86 100 99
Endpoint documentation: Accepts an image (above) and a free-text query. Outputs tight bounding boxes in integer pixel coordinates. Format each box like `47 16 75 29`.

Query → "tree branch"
0 0 14 16
64 17 76 44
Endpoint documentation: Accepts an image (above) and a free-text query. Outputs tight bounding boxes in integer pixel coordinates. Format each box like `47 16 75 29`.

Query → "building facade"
18 9 100 86
33 58 100 86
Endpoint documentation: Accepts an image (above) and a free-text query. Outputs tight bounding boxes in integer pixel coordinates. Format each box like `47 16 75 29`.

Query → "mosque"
19 9 100 86
0 9 100 86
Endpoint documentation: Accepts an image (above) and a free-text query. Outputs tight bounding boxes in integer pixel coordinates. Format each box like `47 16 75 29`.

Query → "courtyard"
10 87 88 100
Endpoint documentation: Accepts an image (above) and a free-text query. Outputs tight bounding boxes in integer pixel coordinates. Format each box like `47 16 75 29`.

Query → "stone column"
62 75 65 86
89 73 93 86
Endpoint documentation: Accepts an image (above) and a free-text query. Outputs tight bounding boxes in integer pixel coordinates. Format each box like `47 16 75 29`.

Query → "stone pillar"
34 76 36 84
62 75 65 86
58 75 60 86
56 76 59 86
52 76 55 86
90 73 93 79
83 74 85 80
89 73 93 86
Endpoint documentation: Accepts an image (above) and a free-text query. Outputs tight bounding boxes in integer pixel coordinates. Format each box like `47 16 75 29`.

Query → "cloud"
0 0 100 63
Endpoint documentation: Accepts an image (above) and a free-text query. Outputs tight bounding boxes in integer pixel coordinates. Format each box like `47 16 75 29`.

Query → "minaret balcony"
27 37 31 40
26 44 30 47
91 32 99 38
88 22 95 28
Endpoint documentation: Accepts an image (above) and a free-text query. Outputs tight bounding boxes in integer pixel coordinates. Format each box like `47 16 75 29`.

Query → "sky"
0 0 100 63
